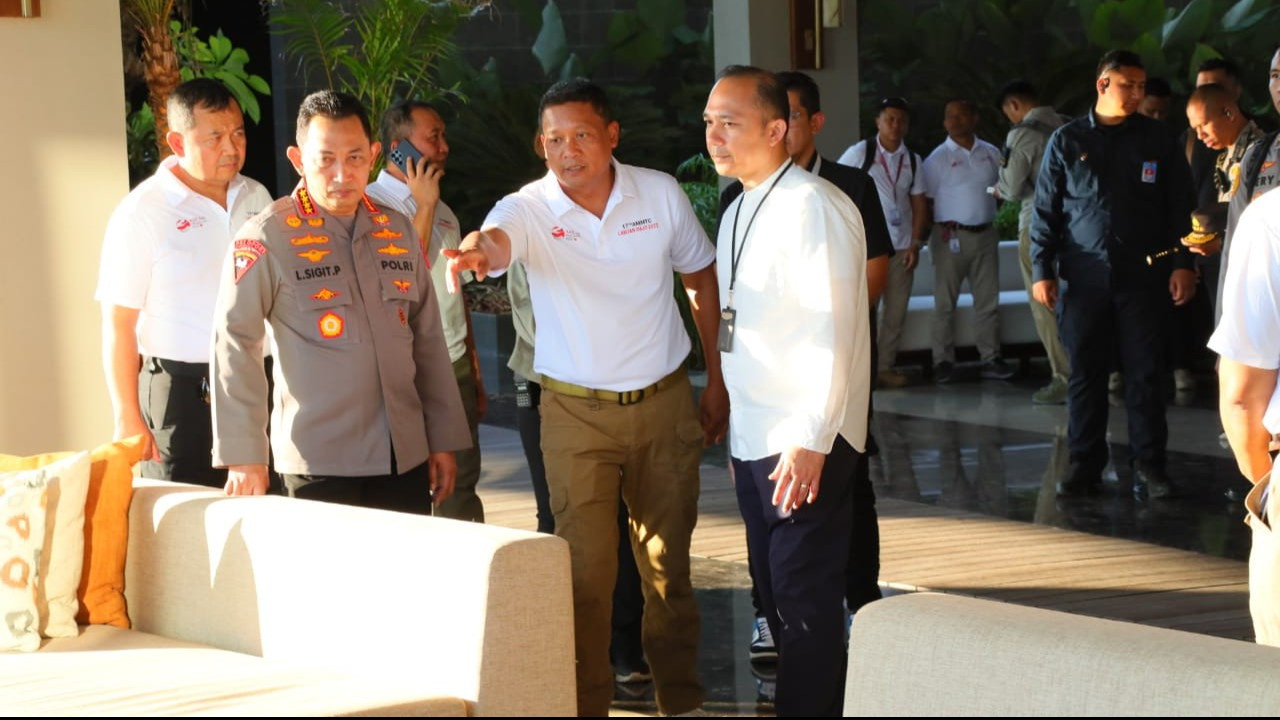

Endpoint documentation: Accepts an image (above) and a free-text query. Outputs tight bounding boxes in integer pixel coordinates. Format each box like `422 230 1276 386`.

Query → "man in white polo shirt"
96 78 272 487
365 100 486 522
838 97 928 388
921 98 1014 383
1210 188 1280 646
445 78 727 717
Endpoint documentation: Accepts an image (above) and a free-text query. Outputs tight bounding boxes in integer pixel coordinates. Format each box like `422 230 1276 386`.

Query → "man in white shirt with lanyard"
365 100 486 522
445 78 727 717
838 97 927 388
921 98 1014 383
1210 189 1280 647
96 78 272 487
705 65 869 717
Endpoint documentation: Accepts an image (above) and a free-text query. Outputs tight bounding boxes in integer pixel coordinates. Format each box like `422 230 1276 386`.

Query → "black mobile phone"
388 141 424 174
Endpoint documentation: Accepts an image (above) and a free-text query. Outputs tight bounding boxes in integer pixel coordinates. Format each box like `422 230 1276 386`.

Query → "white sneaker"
749 615 777 661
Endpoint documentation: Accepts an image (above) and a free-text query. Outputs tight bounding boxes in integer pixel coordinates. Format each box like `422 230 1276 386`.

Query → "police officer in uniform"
1030 50 1195 500
211 91 470 511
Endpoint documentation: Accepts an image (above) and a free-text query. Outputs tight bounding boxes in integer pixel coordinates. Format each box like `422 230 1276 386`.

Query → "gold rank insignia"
377 242 409 256
318 312 344 339
393 280 411 293
371 227 404 240
373 214 390 225
297 248 331 263
307 218 324 227
285 215 302 228
290 232 329 246
311 287 341 301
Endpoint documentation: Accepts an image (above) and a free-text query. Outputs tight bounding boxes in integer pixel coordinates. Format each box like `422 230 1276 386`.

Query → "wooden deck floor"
476 425 1253 642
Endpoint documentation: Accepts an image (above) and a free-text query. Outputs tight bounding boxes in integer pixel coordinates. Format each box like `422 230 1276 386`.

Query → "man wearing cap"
211 90 471 512
838 97 928 388
445 78 727 717
921 98 1015 384
97 78 272 488
1030 50 1195 500
994 80 1069 405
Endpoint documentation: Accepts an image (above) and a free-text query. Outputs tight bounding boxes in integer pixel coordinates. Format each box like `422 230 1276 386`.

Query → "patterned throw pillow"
0 468 49 652
34 451 91 637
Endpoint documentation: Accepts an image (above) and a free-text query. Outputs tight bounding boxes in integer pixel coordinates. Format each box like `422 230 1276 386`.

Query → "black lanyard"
728 161 792 306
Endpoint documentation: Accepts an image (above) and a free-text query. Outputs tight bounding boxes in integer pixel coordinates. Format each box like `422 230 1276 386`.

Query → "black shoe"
935 361 955 384
1133 463 1175 500
980 357 1017 380
1056 462 1102 497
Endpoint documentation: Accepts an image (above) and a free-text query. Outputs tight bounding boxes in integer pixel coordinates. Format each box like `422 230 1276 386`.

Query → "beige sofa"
845 592 1280 716
1 480 576 716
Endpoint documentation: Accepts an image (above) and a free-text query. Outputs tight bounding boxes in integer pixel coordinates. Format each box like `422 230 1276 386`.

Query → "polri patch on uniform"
371 227 404 240
318 311 344 339
297 248 331 263
393 279 411 293
233 239 267 284
377 242 409 256
1141 161 1158 183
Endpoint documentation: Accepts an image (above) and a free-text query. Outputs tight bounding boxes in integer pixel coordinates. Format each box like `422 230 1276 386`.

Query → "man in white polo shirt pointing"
96 79 272 487
446 78 727 717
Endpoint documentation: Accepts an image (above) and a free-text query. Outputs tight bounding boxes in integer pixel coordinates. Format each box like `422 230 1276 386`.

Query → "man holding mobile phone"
366 101 487 522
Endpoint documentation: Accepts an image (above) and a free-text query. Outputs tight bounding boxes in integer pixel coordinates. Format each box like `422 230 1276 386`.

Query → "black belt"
145 357 209 378
943 221 992 233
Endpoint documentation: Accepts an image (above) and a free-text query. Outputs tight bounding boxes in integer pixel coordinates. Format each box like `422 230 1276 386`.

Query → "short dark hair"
1188 83 1236 112
996 80 1038 108
1097 49 1144 77
1144 77 1172 98
1197 57 1242 82
539 78 613 127
295 91 373 145
777 71 821 115
716 65 789 125
878 96 911 116
167 78 237 133
381 100 441 148
944 98 978 116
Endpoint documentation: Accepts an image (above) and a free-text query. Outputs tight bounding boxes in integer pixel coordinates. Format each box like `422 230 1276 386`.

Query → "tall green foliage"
860 0 1280 149
269 0 482 141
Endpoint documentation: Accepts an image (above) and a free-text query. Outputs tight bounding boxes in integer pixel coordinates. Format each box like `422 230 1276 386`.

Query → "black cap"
879 96 911 114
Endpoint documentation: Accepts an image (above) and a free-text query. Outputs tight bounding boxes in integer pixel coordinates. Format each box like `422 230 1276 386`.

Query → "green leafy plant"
173 21 271 123
269 0 482 145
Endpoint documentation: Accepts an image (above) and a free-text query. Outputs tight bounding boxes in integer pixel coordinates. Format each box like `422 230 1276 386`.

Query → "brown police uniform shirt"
211 185 470 476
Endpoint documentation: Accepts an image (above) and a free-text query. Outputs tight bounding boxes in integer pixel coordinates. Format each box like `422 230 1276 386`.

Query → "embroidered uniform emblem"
297 248 331 263
397 306 408 326
307 218 325 227
290 232 329 246
371 227 403 240
318 312 344 339
393 280 411 293
233 239 267 284
311 287 340 301
296 187 318 216
373 214 391 225
285 215 302 228
362 195 380 214
377 242 409 256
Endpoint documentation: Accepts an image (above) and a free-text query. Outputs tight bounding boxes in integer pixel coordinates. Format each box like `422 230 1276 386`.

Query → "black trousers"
516 376 646 665
139 357 224 488
1059 280 1170 471
282 460 432 515
733 436 855 717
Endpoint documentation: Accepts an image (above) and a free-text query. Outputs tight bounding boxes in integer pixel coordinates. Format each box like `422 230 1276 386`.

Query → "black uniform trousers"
1059 277 1170 473
140 357 224 488
733 435 855 717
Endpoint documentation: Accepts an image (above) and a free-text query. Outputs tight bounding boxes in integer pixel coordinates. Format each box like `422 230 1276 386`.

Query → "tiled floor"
480 364 1251 716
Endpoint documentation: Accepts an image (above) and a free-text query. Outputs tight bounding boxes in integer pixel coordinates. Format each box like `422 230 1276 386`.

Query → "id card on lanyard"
878 149 906 227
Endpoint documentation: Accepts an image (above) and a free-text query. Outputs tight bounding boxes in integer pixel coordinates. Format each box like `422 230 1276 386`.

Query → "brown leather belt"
541 367 686 406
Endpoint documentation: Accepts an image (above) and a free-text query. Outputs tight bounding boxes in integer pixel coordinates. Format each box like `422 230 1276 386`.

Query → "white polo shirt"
483 160 714 391
1209 189 1280 433
837 137 925 250
366 170 470 363
717 162 870 460
921 136 1001 226
95 155 272 363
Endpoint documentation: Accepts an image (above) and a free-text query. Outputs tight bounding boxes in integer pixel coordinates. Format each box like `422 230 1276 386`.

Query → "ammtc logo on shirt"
618 217 659 236
550 226 581 242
